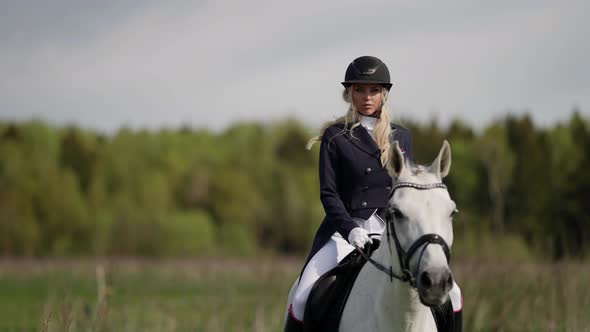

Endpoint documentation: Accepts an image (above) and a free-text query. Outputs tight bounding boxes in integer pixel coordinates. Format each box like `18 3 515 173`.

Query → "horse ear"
431 140 452 179
387 140 405 178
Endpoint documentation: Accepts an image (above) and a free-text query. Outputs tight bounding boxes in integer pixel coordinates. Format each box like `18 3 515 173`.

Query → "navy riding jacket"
304 122 414 266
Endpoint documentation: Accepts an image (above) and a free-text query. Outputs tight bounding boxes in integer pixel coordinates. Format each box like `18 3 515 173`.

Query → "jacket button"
365 167 372 174
386 186 392 191
361 201 367 207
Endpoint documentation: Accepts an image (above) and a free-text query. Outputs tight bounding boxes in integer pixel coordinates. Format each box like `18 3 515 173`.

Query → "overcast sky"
1 0 588 133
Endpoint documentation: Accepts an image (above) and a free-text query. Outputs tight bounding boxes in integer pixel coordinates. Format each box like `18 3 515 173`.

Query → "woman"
285 56 462 331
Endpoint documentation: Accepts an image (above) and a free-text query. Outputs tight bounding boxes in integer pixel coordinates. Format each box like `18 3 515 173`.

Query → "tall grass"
0 258 588 331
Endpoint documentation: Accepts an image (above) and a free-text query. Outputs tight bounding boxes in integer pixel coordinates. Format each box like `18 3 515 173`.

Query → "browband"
389 182 447 198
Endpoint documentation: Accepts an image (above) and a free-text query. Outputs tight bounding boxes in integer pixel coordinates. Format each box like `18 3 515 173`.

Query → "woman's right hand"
348 227 373 249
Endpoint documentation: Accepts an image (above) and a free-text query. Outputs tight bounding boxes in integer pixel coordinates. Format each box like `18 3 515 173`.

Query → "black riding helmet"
341 56 392 90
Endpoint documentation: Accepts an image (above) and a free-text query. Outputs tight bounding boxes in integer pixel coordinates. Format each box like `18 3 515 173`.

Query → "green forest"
0 111 588 260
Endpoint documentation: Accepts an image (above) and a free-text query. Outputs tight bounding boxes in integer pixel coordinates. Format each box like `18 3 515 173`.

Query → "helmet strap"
358 110 381 118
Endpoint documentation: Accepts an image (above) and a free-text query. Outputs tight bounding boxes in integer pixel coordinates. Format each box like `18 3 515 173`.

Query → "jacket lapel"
344 125 381 160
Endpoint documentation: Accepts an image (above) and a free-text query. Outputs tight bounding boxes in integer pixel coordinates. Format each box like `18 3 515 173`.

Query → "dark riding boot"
284 314 303 332
431 298 462 332
453 308 462 332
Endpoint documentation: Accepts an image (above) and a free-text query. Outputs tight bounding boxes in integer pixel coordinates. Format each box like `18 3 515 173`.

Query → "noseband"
355 182 451 288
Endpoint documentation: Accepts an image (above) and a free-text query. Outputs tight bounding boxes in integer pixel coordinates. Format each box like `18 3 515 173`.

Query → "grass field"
0 258 589 331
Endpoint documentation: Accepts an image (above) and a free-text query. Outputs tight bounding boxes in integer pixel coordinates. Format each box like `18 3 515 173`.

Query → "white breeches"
290 230 356 321
290 211 463 322
290 212 385 321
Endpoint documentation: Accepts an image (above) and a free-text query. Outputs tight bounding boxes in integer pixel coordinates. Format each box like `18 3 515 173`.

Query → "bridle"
355 182 452 288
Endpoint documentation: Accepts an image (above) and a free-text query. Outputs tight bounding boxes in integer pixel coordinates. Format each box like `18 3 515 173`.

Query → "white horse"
285 140 457 331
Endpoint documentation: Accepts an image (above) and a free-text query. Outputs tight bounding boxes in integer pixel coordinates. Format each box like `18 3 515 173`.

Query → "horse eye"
450 208 459 217
392 208 405 220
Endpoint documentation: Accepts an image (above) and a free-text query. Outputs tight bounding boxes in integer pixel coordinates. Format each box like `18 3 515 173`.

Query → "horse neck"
363 238 433 331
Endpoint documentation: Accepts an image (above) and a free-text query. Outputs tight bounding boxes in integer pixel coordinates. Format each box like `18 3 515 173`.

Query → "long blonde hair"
306 86 393 167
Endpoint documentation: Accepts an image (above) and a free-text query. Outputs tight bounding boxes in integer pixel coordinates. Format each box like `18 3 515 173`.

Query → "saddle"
303 240 380 332
302 240 459 332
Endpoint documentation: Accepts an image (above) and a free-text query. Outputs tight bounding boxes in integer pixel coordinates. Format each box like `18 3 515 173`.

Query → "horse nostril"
446 273 453 290
420 272 432 289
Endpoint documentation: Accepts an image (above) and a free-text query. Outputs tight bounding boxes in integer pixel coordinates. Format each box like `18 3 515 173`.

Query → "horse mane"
405 161 439 183
406 160 424 176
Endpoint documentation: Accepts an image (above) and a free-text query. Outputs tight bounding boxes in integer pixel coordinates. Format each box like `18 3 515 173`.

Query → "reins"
355 236 408 282
355 182 451 288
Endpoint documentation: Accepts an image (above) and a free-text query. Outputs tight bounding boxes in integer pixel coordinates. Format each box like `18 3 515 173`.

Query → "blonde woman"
285 56 462 331
287 55 412 328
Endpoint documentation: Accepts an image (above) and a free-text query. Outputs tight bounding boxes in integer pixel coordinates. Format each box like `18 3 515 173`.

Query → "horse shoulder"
339 265 381 331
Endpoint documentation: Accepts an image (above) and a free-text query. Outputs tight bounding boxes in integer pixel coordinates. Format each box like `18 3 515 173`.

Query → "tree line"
0 111 588 260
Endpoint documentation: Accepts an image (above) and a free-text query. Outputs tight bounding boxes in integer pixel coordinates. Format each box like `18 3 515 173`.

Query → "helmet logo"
362 68 377 75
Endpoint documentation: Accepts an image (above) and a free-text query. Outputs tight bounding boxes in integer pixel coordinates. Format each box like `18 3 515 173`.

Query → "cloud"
0 0 588 132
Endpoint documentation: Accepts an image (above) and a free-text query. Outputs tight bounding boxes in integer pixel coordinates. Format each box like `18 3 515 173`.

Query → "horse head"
385 140 456 306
